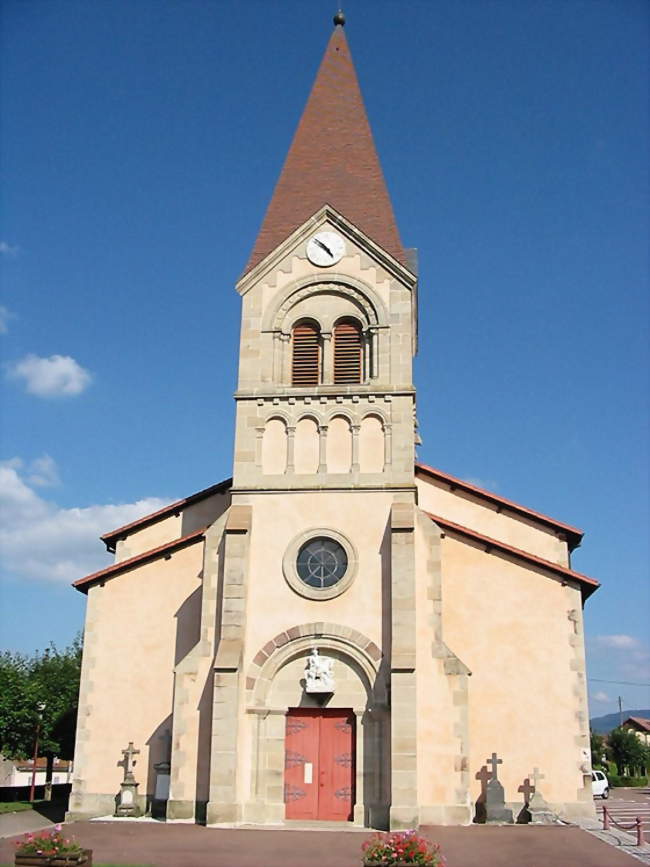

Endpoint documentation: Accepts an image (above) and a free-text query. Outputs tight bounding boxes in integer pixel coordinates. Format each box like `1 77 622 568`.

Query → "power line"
588 678 650 687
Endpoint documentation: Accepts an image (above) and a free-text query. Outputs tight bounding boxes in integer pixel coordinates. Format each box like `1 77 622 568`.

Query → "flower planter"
15 850 92 866
364 862 427 866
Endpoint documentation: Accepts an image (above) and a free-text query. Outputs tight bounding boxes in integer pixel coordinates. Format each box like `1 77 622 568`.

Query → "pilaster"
206 505 252 825
389 501 419 829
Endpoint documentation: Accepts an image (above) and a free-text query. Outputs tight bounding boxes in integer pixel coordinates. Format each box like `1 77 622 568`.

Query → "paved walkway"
0 801 66 840
0 820 643 867
578 789 650 865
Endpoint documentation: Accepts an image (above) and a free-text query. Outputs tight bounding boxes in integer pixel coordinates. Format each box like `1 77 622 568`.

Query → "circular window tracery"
283 528 358 600
296 537 348 588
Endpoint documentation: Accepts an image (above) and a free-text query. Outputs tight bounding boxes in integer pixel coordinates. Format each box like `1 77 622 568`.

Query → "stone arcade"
68 17 599 829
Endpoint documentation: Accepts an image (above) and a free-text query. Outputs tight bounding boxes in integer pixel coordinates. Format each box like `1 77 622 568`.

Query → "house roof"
14 757 72 771
244 22 405 275
100 478 231 552
425 511 599 600
623 716 650 733
415 462 584 551
74 528 207 594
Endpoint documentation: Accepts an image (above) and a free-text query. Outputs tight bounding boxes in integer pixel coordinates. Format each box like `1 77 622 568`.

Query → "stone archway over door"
243 625 390 828
285 708 355 821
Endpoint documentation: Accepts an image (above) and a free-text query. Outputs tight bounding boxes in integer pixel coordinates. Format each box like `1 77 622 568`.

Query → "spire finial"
333 9 345 27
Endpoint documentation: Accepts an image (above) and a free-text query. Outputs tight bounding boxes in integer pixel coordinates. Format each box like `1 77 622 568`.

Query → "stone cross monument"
114 741 142 817
485 752 514 824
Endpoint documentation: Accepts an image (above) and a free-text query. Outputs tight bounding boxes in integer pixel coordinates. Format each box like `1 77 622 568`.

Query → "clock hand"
315 238 333 257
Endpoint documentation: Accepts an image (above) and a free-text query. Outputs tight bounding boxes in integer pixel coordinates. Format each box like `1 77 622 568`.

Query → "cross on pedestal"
518 777 535 802
531 767 545 788
486 752 503 782
119 741 140 782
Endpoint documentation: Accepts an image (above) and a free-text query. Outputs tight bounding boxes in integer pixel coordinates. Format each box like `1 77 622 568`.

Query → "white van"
591 770 610 799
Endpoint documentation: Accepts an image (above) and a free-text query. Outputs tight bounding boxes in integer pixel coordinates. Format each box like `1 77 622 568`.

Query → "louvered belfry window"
334 320 363 384
291 322 320 386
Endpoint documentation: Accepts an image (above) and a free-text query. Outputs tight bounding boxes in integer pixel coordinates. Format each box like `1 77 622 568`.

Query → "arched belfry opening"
334 318 363 384
291 320 321 386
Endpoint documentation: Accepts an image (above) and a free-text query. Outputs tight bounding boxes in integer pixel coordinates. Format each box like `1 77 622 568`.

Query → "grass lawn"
0 801 44 815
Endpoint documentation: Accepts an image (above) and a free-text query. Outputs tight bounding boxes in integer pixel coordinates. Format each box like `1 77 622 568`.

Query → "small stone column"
321 332 333 384
353 710 365 825
351 424 361 472
280 332 291 384
286 426 296 474
318 424 328 474
384 425 392 471
369 327 379 379
254 426 264 467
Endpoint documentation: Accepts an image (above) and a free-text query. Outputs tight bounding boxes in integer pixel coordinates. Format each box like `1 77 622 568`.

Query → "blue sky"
1 0 648 718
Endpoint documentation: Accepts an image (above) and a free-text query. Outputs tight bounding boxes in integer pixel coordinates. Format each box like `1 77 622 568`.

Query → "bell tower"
232 18 418 493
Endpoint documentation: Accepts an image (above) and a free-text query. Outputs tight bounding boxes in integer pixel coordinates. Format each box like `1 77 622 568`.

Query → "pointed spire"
245 23 405 273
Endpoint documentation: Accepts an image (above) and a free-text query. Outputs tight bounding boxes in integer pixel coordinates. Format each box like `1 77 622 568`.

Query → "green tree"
0 651 34 758
608 726 647 777
590 730 606 768
0 637 82 796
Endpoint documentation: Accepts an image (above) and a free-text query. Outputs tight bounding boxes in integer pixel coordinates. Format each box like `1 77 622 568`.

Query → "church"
68 16 599 829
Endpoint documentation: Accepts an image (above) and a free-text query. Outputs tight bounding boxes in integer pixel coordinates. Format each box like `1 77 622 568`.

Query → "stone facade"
68 21 598 831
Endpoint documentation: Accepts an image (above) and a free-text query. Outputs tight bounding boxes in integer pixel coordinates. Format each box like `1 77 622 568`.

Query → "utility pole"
28 702 46 803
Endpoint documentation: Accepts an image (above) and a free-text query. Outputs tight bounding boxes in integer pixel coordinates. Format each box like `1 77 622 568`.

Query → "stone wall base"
65 792 122 822
167 799 196 821
206 800 242 825
241 801 285 824
419 803 473 826
555 800 597 821
390 805 420 829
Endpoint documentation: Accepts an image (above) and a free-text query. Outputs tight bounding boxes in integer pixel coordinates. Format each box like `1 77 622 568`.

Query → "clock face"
306 232 345 267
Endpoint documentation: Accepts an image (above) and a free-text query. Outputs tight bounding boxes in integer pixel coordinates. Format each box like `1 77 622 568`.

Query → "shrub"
608 774 648 788
362 830 445 865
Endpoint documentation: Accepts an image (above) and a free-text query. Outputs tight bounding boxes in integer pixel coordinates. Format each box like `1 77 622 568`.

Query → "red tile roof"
425 511 599 600
415 462 583 551
245 25 405 274
100 478 231 552
623 716 650 733
74 528 206 594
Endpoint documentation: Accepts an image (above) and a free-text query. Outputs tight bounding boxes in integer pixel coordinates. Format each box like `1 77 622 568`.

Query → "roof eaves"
74 528 207 594
415 462 583 550
425 511 599 600
624 717 650 732
100 477 232 552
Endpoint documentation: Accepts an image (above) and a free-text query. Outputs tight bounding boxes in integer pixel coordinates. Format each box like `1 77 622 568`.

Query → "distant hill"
590 709 650 734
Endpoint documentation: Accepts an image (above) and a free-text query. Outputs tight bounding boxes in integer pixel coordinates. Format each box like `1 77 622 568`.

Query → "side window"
292 322 320 386
333 319 362 384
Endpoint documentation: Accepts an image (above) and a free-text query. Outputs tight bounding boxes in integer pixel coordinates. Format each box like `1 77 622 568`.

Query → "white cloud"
6 354 92 397
27 455 61 488
594 634 642 650
0 459 170 584
0 305 14 334
3 455 61 488
592 691 610 703
0 241 19 256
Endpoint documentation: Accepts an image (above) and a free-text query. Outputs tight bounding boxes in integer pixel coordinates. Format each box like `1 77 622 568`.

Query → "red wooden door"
284 709 355 821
